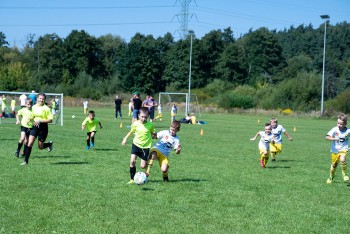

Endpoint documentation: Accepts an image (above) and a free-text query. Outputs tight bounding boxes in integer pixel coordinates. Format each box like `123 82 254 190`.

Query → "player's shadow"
149 178 206 183
92 148 119 151
141 187 155 191
277 159 295 162
51 161 89 165
39 155 71 159
267 166 291 169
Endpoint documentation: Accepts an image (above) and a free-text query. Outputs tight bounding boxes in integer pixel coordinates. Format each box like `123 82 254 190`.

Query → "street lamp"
187 30 194 116
320 15 330 117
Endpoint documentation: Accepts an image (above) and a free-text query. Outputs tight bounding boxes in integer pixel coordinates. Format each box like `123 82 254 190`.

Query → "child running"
250 123 275 168
82 110 103 150
122 107 155 184
325 113 350 184
146 120 182 182
15 98 34 157
270 117 293 161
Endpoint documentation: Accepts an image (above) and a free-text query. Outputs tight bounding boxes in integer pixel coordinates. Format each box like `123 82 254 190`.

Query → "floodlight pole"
187 30 194 116
320 15 330 117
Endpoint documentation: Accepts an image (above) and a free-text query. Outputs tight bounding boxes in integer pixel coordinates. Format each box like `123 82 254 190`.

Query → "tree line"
0 21 349 113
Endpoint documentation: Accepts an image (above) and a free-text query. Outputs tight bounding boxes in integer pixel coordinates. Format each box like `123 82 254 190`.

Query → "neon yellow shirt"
18 108 34 128
131 120 154 148
32 104 53 122
2 98 7 108
11 99 16 107
82 117 100 132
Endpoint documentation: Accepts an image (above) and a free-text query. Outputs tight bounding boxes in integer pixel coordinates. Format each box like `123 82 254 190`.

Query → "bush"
217 92 255 109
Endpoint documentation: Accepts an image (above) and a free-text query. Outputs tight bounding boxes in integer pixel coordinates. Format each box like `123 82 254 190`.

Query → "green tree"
242 27 286 85
118 33 166 94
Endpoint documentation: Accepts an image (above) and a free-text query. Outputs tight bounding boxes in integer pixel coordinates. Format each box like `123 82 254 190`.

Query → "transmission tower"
173 0 197 39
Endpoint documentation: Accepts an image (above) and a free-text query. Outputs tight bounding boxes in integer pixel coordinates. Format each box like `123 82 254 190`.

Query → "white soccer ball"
72 115 75 118
134 172 148 185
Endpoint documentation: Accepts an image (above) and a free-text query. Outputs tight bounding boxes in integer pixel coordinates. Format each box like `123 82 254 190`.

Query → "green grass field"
1 107 350 233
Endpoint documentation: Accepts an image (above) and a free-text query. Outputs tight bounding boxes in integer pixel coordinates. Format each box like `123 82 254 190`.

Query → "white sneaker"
343 175 349 182
20 162 28 166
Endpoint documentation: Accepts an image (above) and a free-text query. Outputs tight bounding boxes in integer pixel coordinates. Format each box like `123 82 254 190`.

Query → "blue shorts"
133 109 140 119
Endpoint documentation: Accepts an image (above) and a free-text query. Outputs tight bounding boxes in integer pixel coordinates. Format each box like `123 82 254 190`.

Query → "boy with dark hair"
82 110 103 150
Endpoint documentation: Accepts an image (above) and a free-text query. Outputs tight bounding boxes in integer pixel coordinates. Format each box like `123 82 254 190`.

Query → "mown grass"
1 107 350 233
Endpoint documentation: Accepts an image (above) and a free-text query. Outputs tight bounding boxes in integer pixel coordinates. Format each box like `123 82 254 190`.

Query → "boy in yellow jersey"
82 110 103 150
154 103 163 122
325 113 350 184
146 121 182 182
21 93 53 165
250 123 275 168
15 98 34 157
269 117 293 161
122 107 155 184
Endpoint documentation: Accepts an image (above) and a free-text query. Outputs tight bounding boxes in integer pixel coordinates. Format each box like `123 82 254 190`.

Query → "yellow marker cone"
258 119 260 123
120 122 123 128
293 127 296 132
200 129 204 135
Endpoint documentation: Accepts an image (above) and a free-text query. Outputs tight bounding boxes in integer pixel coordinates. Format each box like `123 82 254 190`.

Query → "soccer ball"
133 172 148 185
72 115 75 118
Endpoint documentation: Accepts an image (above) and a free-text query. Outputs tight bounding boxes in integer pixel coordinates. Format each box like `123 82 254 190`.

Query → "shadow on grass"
141 187 155 191
51 161 89 165
267 166 291 169
38 155 71 159
0 138 19 141
149 178 207 183
276 159 295 162
91 148 119 151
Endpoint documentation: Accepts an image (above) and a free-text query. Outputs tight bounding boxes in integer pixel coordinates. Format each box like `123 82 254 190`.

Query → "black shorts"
87 131 97 136
29 123 48 142
131 144 150 161
20 126 31 137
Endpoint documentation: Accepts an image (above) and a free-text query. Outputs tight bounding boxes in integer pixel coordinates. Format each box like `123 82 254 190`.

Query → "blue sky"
1 0 349 47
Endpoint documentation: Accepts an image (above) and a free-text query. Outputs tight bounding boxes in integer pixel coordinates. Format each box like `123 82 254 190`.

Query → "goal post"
0 91 64 126
158 92 201 117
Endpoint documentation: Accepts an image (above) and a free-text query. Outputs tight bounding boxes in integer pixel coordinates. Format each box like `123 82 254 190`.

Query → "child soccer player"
82 110 103 150
83 99 89 114
15 98 34 157
154 103 163 122
325 113 350 184
270 117 293 161
250 123 275 168
146 121 182 182
122 107 155 184
171 103 177 122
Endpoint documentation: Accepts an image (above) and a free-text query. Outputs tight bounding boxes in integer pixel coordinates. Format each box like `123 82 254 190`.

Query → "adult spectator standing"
131 92 142 123
114 95 122 119
28 90 37 105
148 95 158 122
19 93 27 108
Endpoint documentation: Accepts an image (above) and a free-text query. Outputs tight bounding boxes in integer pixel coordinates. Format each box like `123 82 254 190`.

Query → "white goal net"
0 91 64 126
158 92 201 118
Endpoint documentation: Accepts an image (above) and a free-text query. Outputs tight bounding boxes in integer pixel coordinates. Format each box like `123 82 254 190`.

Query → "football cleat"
326 177 333 184
48 141 54 152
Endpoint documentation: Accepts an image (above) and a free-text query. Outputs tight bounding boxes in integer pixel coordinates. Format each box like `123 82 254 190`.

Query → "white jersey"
19 94 27 106
153 130 180 157
271 124 286 144
258 131 274 150
327 127 350 153
83 101 88 108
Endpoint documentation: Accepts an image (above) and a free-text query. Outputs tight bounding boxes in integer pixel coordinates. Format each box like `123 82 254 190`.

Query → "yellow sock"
146 159 154 175
341 162 347 176
330 163 337 178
